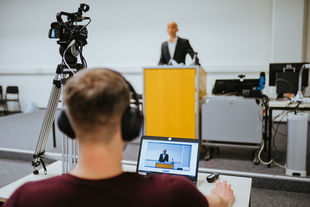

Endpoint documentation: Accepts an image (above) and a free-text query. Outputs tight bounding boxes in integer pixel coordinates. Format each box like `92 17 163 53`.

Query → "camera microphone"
77 16 90 21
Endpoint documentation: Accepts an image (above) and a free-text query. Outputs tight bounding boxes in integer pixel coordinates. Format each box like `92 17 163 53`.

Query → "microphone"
190 52 200 66
77 16 90 21
294 65 309 102
290 64 310 103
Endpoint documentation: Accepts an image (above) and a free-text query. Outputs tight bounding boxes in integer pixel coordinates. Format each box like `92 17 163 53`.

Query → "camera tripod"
32 62 83 175
32 3 90 175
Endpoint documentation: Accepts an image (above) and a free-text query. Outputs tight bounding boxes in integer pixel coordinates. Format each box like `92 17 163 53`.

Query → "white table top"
269 99 310 108
0 161 252 207
123 164 252 207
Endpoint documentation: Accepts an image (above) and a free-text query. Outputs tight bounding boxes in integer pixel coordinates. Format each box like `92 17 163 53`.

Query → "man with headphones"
4 68 234 207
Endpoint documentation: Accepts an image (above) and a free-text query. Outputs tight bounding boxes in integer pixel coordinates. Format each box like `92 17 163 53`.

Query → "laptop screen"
137 136 200 182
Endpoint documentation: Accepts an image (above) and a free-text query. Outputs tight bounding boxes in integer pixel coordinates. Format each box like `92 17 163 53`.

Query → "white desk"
269 99 310 108
123 164 252 207
0 161 252 207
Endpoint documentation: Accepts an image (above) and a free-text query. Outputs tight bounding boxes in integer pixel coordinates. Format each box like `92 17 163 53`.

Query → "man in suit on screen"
159 149 169 162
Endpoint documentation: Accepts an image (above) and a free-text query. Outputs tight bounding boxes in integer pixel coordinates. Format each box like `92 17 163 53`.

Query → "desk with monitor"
210 71 310 170
265 62 310 169
0 161 252 207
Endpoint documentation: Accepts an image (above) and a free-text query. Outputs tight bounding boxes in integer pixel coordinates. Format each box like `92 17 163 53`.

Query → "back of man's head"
64 68 129 143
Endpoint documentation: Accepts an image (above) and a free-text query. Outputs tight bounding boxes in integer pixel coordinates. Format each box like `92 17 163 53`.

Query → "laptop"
137 136 200 184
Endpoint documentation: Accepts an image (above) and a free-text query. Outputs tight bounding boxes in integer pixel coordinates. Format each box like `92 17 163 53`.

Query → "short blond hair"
64 68 129 140
167 21 178 28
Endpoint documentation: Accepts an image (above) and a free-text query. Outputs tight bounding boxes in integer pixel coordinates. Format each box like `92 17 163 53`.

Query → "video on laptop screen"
137 137 200 178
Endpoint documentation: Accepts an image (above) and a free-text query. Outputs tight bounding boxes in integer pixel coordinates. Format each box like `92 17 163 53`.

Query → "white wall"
307 0 310 62
271 0 305 62
0 0 307 108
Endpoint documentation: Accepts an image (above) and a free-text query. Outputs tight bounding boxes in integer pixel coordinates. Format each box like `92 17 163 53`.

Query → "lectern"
143 66 206 139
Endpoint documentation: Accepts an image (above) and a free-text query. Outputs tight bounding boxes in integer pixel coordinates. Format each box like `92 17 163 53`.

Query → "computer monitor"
269 63 309 86
269 63 309 96
276 72 299 95
137 136 200 183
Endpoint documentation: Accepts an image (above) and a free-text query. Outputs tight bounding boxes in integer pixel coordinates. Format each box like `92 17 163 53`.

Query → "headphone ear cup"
57 110 76 139
121 106 144 141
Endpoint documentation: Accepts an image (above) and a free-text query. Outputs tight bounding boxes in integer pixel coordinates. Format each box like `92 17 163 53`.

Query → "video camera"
48 3 90 64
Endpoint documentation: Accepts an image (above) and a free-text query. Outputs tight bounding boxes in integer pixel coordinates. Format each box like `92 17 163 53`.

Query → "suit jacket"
159 37 196 65
158 153 169 162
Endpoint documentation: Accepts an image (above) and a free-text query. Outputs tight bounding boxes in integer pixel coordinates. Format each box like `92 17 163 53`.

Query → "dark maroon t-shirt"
4 172 209 207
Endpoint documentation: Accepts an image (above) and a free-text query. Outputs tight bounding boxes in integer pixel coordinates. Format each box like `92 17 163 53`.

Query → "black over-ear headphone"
57 70 144 142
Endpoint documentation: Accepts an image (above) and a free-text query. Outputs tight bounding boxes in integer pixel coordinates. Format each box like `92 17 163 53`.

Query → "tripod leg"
32 74 62 172
52 120 56 148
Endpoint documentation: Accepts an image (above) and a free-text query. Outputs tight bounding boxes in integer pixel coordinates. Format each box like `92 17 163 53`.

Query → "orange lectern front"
155 162 174 169
143 66 206 139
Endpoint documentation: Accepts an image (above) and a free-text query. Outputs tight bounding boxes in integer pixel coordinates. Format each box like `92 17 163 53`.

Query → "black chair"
0 86 8 115
5 86 21 114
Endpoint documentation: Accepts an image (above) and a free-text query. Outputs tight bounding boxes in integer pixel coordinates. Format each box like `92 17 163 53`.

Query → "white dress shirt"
168 37 178 59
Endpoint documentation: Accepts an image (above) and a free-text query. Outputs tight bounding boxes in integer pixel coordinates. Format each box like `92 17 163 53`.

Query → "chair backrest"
5 86 19 101
0 86 3 99
6 86 19 94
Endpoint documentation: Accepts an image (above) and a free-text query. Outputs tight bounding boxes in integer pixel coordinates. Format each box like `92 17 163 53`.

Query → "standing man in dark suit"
159 149 169 162
159 22 198 65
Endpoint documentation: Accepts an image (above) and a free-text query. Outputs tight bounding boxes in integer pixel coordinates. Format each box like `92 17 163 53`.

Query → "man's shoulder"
161 41 168 46
18 174 71 193
177 37 189 43
3 174 73 207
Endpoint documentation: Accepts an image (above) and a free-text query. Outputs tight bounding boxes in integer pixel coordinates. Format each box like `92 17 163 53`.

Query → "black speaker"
57 70 143 142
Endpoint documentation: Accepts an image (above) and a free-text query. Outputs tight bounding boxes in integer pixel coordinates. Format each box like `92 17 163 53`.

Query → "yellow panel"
144 68 196 138
155 163 174 169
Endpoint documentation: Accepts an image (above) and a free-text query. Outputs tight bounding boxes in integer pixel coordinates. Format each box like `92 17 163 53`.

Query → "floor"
0 110 310 206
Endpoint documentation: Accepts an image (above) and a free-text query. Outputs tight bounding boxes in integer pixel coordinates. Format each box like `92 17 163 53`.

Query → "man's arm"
165 154 169 162
185 39 196 59
206 180 234 207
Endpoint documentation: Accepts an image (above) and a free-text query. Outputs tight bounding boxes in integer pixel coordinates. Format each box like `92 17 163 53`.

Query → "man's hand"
206 180 234 207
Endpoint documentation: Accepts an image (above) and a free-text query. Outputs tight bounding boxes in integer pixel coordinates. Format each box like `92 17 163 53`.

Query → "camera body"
49 23 88 47
48 4 90 64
